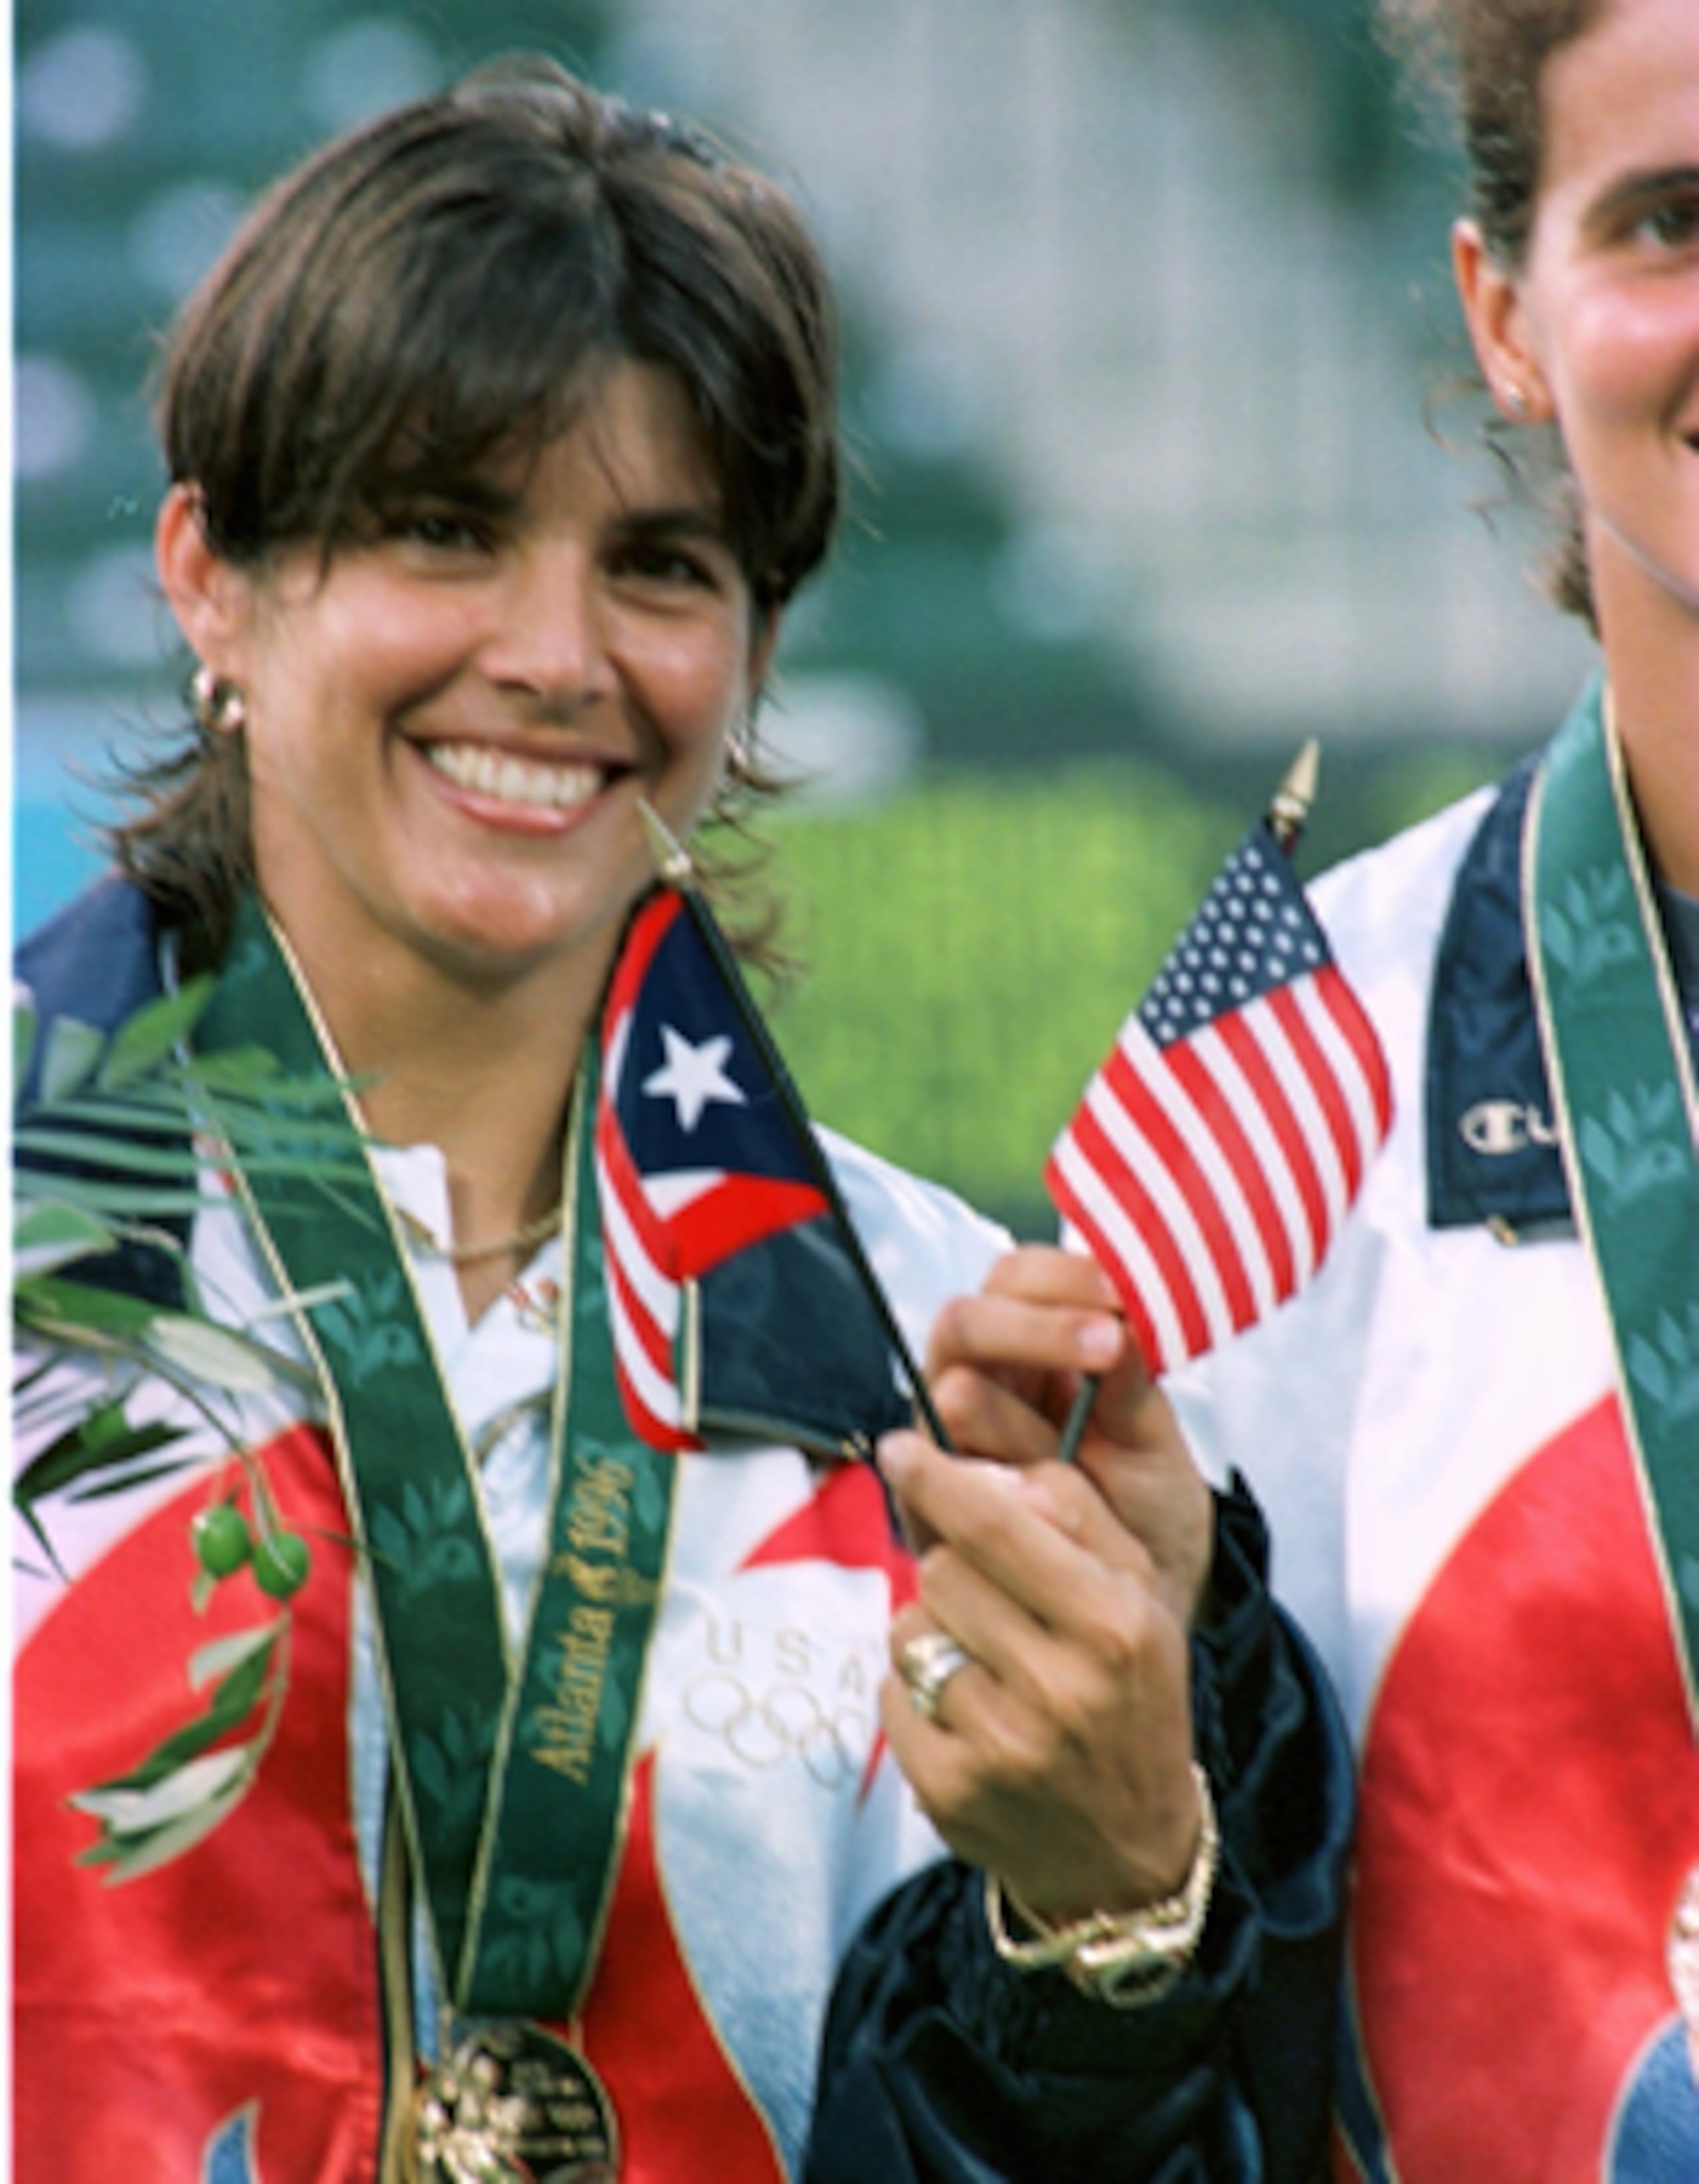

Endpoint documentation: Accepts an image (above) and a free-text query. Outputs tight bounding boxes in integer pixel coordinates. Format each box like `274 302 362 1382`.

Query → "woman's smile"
418 739 618 824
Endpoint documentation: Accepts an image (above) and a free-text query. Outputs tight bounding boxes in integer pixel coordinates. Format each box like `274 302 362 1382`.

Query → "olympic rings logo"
680 1670 870 1790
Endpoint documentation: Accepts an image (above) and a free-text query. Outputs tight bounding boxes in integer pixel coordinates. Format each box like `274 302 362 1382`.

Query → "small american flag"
597 890 829 1450
1046 817 1392 1377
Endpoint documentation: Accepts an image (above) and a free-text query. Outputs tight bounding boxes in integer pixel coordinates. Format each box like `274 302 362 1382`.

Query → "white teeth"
424 742 605 811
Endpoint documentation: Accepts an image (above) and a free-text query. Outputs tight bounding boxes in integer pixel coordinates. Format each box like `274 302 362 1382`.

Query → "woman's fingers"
881 1431 1153 1612
926 1246 1126 1401
878 1254 1219 1916
916 1245 1217 1626
924 1367 1069 1475
877 1451 1201 1916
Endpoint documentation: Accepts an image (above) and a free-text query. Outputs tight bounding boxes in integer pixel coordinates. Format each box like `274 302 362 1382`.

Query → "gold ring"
898 1629 974 1721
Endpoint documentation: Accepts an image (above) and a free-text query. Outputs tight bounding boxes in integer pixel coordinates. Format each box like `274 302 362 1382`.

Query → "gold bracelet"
984 1764 1219 2008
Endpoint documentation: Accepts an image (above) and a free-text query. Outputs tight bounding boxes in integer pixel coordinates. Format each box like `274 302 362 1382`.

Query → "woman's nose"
485 542 616 707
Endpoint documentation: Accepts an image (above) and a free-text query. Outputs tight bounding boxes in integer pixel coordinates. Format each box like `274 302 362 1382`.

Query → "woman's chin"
411 873 637 989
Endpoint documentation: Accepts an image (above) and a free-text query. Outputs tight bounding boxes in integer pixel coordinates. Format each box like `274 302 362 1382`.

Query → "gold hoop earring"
190 663 248 736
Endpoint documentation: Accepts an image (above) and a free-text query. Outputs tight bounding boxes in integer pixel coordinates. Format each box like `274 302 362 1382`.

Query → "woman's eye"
619 542 713 587
365 495 501 556
404 510 488 552
1634 197 1699 252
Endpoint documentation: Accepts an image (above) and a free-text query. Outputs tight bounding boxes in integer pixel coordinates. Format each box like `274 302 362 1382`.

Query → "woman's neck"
280 926 610 1317
1596 592 1699 895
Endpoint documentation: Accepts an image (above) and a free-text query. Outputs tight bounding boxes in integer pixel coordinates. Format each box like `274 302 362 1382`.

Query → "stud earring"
190 663 248 735
1503 382 1530 420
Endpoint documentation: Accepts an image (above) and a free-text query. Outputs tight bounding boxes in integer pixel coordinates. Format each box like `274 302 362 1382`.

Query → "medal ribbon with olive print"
1525 679 1699 1722
195 892 678 2017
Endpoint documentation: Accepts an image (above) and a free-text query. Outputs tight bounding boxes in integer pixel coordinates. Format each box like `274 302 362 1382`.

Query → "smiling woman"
98 65 830 1309
156 362 769 1099
1445 0 1699 889
924 1 1699 2175
9 50 1349 2184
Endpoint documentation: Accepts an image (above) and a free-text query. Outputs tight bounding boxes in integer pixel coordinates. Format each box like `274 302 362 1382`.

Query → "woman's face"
1459 0 1699 629
188 359 773 998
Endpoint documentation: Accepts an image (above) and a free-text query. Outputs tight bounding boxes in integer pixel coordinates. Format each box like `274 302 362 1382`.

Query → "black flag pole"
637 800 952 1452
1051 741 1321 1466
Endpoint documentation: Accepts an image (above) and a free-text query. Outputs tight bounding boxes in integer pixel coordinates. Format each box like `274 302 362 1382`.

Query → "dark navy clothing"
810 1485 1352 2184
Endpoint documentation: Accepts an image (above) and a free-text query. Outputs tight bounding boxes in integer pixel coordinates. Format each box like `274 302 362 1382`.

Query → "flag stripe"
599 1184 678 1375
595 1100 680 1308
602 1227 697 1448
1190 1019 1320 1287
1217 1003 1333 1274
1105 1028 1274 1328
613 1365 694 1453
597 955 694 1449
1288 971 1385 1195
1266 985 1359 1221
1072 1088 1222 1356
1310 963 1396 1139
1091 1044 1250 1346
1161 1026 1301 1310
1047 1132 1185 1370
1285 978 1368 1196
596 1136 696 1449
605 1255 690 1443
1164 1036 1298 1307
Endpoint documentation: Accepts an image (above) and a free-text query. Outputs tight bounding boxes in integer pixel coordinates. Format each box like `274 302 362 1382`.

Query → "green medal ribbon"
195 894 678 2017
1526 680 1699 1721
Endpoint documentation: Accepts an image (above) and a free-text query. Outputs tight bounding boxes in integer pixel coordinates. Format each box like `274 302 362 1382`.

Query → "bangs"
261 179 629 548
160 62 836 600
334 253 618 519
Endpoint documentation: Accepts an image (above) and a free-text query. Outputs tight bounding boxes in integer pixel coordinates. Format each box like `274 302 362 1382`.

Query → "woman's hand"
879 1245 1215 1923
921 1244 1213 1627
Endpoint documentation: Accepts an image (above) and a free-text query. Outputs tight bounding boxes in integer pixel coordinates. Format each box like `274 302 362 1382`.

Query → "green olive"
251 1527 312 1600
192 1502 252 1579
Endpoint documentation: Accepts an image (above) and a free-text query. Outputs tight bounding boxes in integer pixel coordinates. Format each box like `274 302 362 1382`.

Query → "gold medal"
413 2021 619 2182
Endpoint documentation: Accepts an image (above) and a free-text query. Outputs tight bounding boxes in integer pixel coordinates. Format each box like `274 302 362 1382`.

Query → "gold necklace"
401 1205 563 1269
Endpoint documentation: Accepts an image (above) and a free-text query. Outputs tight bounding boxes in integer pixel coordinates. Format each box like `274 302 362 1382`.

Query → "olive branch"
13 975 371 1881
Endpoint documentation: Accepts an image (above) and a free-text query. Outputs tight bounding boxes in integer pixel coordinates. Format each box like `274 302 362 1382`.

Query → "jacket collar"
1425 753 1573 1237
15 873 171 1095
15 876 188 1303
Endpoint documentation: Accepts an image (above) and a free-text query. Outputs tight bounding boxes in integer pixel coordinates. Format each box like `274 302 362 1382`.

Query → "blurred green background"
15 0 1594 1232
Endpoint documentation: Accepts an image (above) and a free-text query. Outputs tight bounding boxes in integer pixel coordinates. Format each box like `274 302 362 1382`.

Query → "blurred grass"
766 761 1234 1237
762 745 1500 1234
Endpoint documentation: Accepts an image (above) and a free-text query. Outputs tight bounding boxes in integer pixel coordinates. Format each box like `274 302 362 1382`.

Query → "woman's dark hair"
1378 0 1601 622
115 55 840 959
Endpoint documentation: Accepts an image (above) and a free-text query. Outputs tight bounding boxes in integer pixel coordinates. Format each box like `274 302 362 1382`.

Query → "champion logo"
1459 1099 1560 1156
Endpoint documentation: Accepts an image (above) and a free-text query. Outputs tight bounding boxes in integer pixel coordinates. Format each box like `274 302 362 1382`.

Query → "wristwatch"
984 1764 1219 2007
